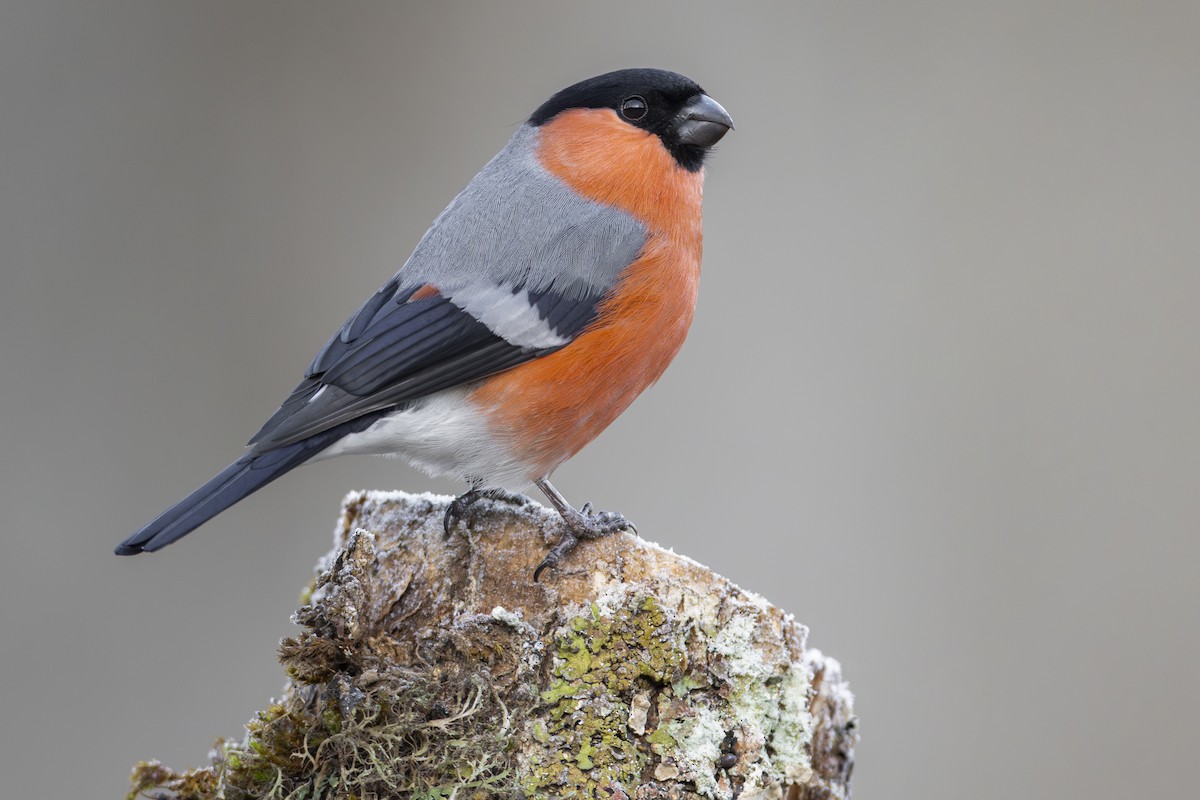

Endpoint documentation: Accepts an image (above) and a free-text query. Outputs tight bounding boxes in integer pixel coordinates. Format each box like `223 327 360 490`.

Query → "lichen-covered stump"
129 491 857 800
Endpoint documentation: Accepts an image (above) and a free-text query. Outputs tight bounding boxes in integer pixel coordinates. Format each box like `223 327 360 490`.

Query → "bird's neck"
534 109 705 237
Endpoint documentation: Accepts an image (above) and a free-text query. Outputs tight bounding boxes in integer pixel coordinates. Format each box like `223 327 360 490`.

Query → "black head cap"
529 68 732 172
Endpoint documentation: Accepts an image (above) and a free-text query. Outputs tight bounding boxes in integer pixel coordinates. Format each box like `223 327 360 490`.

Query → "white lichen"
771 664 816 785
667 702 728 795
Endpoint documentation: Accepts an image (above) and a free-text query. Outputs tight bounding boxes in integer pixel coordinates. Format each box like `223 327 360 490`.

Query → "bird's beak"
676 94 734 148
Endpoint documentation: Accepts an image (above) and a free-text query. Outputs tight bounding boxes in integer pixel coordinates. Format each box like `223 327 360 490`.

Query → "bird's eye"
619 95 648 121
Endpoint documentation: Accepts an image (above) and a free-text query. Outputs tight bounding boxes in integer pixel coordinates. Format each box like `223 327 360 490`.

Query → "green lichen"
522 595 688 798
128 759 217 800
128 672 515 800
645 724 677 752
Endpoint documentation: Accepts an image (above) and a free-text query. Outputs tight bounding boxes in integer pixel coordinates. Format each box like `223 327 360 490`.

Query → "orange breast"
468 109 705 479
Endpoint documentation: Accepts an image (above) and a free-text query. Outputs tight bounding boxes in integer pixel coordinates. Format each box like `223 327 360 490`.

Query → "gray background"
2 2 1197 797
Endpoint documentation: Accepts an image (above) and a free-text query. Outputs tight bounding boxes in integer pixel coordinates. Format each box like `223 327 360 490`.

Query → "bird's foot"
443 487 534 536
533 502 637 582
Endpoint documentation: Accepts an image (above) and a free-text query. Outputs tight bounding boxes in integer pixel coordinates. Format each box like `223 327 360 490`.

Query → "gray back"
399 125 648 301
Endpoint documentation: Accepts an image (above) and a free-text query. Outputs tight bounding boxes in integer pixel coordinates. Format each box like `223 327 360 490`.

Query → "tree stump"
129 490 857 800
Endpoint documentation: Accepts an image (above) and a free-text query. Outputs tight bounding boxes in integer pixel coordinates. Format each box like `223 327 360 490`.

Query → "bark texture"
129 490 857 800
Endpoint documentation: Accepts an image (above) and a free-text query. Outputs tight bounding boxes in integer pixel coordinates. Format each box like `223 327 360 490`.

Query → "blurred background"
3 1 1198 797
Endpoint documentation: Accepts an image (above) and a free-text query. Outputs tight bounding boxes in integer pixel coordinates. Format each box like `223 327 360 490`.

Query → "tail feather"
116 411 387 555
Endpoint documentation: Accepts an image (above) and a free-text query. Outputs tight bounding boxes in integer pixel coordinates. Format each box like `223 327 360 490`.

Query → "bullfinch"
116 68 733 578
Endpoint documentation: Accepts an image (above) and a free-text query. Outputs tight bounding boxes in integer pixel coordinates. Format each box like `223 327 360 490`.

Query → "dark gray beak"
676 94 734 148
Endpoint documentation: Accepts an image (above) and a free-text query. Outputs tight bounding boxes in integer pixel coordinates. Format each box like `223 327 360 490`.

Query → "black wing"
246 279 602 453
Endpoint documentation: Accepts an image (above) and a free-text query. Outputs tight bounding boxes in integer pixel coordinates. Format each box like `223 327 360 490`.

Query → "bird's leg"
443 484 534 536
533 478 637 581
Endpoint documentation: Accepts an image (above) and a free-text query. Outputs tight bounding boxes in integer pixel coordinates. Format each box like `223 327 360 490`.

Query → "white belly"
309 388 531 489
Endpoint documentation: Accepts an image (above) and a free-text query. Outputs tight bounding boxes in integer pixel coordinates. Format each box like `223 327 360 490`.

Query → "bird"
116 68 733 579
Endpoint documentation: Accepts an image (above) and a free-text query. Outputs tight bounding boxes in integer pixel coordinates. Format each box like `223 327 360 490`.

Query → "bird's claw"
443 497 468 537
443 488 532 537
533 534 574 582
579 506 638 538
533 504 636 581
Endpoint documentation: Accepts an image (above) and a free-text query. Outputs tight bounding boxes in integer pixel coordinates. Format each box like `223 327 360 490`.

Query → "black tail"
116 412 386 555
